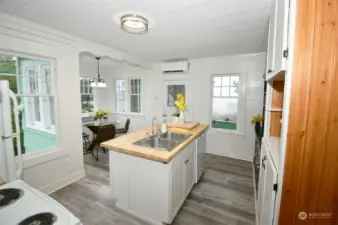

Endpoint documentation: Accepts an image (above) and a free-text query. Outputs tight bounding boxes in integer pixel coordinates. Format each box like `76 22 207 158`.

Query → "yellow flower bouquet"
91 109 111 120
174 93 186 112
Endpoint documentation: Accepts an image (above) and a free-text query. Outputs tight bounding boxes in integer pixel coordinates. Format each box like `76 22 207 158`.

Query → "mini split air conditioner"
161 61 190 74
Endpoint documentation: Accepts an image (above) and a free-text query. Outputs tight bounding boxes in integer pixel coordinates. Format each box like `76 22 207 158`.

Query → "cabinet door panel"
196 133 206 182
267 0 277 74
274 0 289 73
257 144 268 224
266 0 289 80
184 150 195 197
170 162 184 221
261 153 278 225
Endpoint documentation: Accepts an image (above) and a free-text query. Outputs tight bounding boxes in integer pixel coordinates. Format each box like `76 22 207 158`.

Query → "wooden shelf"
267 108 283 112
269 80 285 137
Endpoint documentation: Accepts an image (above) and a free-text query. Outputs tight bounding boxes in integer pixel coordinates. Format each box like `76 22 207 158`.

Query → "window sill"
26 124 56 135
209 128 245 138
81 113 93 118
16 147 68 169
113 112 145 118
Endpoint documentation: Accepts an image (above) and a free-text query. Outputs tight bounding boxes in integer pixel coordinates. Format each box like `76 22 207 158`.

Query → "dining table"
83 120 120 160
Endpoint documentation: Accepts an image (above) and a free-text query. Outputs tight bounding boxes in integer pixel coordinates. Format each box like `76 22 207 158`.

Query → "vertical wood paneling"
271 81 284 109
270 80 285 137
270 111 282 137
279 0 338 224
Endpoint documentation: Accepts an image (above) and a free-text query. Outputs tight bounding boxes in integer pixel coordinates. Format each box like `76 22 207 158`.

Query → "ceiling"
1 0 272 62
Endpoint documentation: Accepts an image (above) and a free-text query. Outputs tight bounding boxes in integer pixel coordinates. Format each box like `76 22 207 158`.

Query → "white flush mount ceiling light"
90 57 107 88
120 14 148 34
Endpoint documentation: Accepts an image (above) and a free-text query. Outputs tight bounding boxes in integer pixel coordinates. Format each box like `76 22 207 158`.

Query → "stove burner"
0 188 22 208
18 213 57 225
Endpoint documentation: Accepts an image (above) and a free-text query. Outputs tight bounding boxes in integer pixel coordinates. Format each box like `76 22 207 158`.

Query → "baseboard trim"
41 170 86 194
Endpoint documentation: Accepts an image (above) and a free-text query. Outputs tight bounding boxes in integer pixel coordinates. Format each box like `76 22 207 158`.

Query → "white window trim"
1 50 62 167
209 73 246 137
113 77 143 116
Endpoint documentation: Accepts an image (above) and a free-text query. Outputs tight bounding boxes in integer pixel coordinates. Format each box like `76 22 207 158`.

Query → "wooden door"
278 0 338 224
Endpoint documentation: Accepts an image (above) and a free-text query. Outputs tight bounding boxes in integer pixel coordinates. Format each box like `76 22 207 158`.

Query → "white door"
163 80 192 122
0 80 23 182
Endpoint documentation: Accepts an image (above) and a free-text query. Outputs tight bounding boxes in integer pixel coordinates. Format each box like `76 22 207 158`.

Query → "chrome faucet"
152 117 160 136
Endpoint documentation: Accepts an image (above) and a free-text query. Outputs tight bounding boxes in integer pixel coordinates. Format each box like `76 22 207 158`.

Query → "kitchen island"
101 124 208 224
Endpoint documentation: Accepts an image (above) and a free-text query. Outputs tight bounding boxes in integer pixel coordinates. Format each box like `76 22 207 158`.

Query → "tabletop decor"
251 114 264 136
91 109 111 122
174 93 187 124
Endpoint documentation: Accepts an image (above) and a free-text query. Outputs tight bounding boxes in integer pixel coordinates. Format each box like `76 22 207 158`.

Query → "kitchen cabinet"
109 130 207 225
170 141 195 221
257 138 278 225
266 0 289 81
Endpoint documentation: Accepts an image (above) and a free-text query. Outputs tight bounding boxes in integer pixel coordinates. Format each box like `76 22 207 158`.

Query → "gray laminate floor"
51 151 255 225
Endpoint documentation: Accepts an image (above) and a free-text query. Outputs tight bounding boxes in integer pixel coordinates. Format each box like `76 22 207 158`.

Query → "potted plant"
251 114 264 136
91 109 111 123
174 93 187 124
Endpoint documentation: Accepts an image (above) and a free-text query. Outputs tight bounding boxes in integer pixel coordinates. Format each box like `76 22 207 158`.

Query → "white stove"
0 179 81 225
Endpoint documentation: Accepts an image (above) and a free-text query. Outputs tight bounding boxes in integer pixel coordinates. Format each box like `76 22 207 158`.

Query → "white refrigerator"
0 80 23 182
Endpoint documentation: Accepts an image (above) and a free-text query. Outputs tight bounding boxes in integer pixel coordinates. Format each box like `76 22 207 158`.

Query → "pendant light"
90 57 107 88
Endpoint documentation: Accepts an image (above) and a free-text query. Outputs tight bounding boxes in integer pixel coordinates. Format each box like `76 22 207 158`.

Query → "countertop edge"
101 124 209 163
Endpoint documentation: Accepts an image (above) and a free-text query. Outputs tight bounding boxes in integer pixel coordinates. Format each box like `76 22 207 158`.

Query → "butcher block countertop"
101 124 209 163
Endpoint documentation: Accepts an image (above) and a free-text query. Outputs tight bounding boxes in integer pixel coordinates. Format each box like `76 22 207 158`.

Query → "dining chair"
116 118 130 135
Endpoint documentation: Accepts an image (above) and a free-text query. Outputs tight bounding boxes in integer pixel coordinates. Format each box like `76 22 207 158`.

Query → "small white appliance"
0 80 81 225
162 60 190 73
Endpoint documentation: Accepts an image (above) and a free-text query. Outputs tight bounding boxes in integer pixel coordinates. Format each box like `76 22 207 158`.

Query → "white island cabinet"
109 130 207 224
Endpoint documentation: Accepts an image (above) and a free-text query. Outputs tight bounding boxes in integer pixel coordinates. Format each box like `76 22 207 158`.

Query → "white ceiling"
1 0 272 62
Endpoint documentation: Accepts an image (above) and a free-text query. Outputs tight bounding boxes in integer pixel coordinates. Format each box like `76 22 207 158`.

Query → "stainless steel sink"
133 131 192 151
159 131 192 142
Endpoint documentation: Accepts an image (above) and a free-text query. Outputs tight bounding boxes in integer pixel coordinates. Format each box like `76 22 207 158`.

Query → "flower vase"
179 111 185 124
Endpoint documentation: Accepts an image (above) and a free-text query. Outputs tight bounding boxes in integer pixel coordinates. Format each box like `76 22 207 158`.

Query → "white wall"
0 13 150 193
151 53 266 161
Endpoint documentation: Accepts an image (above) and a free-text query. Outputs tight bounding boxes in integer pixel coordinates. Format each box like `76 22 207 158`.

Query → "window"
211 75 240 131
22 61 55 132
115 79 126 112
80 78 94 114
129 79 141 113
115 78 142 114
0 53 57 154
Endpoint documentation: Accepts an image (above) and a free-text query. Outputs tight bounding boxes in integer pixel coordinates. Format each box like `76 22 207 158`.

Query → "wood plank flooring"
51 151 255 225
